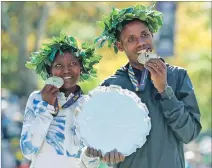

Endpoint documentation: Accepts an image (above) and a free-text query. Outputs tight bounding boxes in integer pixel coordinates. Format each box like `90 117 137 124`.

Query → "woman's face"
50 51 81 90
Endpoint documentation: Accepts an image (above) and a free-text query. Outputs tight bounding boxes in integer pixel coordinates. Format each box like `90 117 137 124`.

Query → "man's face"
117 20 153 65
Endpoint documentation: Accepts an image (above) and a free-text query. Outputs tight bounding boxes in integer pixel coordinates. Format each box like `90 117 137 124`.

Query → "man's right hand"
41 84 59 105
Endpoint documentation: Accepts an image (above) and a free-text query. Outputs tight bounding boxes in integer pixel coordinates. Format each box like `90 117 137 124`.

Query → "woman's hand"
85 147 102 158
85 147 125 165
41 84 59 105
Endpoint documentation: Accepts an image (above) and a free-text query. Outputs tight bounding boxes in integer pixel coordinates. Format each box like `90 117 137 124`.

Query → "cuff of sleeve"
46 104 57 115
81 147 100 168
159 95 184 117
37 101 56 117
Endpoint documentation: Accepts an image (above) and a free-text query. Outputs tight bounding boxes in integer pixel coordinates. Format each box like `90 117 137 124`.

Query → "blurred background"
1 1 211 168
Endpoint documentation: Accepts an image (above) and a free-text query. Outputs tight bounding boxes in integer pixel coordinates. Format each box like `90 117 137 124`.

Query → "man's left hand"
145 58 167 93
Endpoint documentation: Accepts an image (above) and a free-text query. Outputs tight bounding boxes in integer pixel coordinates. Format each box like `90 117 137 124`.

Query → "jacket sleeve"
20 91 54 160
159 70 202 144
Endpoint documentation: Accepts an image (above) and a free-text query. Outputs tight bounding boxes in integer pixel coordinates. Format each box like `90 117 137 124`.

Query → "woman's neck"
60 85 78 97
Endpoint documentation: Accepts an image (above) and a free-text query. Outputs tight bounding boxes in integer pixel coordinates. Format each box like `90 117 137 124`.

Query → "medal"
137 52 159 64
45 76 64 88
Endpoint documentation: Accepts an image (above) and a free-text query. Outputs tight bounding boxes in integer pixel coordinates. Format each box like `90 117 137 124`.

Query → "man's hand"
41 84 59 105
145 58 167 93
102 149 125 165
85 147 125 165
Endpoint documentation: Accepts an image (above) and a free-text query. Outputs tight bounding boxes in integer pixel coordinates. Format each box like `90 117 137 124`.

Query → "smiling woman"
50 52 81 97
20 32 102 168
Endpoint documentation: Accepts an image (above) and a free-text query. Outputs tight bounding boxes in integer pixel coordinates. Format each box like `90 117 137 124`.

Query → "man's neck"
130 62 145 70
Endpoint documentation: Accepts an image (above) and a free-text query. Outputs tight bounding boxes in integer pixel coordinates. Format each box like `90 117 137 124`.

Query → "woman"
20 32 102 168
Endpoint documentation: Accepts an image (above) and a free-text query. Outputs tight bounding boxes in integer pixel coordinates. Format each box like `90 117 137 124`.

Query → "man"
91 4 202 168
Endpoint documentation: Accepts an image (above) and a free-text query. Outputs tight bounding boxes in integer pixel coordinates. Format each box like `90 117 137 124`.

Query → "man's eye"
70 62 77 66
143 33 150 37
128 37 136 43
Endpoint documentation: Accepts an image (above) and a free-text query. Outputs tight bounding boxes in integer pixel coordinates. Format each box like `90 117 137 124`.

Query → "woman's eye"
55 64 62 67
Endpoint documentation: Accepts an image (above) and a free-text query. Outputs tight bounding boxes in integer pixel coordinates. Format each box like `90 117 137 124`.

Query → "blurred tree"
1 2 53 97
167 2 211 130
1 1 211 130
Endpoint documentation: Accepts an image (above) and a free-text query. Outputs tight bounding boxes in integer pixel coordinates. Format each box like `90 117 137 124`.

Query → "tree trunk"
16 2 37 97
16 2 50 97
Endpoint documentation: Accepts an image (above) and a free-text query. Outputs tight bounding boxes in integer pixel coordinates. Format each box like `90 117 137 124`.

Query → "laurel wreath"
25 32 102 82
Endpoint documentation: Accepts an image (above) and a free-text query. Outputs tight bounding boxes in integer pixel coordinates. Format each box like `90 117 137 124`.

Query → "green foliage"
95 4 163 53
79 78 101 94
2 2 211 131
25 32 102 82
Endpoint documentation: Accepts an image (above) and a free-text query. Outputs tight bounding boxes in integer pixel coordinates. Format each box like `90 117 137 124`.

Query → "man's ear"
116 41 124 52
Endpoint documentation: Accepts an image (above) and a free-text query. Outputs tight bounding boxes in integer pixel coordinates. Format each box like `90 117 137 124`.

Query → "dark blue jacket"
101 63 201 168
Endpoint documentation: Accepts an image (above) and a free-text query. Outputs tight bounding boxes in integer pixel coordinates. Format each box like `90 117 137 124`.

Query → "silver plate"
75 85 151 156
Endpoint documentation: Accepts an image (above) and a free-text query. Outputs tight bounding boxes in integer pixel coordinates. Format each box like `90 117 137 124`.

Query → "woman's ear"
116 41 124 52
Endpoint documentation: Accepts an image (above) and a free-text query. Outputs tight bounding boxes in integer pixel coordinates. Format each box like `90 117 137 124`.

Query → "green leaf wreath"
25 32 102 82
95 4 163 53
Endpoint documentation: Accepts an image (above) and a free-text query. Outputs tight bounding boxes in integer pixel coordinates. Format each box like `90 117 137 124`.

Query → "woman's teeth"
64 77 72 80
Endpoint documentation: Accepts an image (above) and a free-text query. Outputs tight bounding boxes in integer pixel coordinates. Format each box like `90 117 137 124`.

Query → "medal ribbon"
53 86 83 115
128 64 148 92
